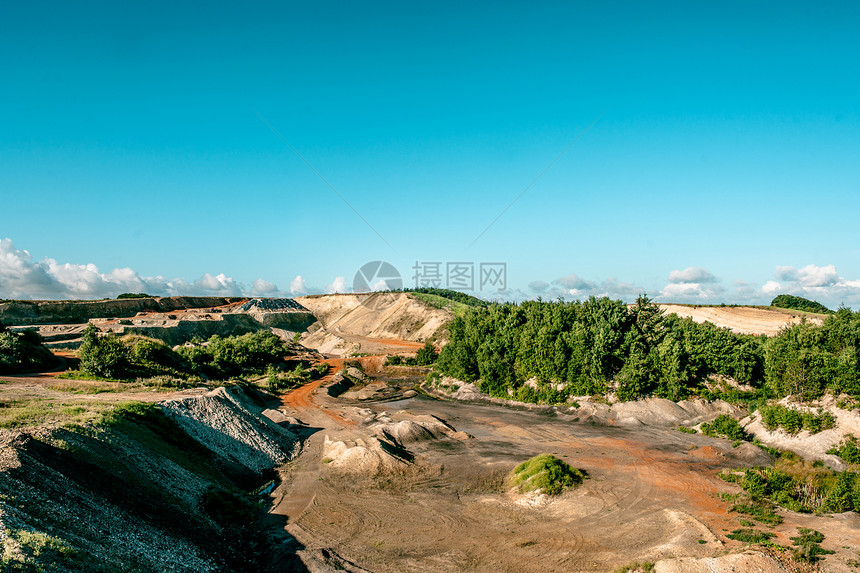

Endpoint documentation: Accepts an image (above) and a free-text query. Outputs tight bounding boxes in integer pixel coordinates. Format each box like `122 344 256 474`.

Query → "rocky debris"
323 373 355 397
161 386 300 474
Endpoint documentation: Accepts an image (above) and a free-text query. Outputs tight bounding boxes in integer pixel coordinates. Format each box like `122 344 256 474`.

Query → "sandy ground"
658 305 826 336
268 367 860 572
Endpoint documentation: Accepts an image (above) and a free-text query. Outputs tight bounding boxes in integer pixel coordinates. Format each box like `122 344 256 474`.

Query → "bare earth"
658 305 826 336
270 368 860 573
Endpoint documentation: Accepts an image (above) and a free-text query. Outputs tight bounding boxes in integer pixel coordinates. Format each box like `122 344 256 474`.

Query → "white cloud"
762 280 782 294
668 266 717 284
528 280 550 294
289 275 307 295
553 273 595 291
776 264 838 287
659 282 725 302
371 279 389 291
251 278 278 295
325 276 348 294
0 237 283 300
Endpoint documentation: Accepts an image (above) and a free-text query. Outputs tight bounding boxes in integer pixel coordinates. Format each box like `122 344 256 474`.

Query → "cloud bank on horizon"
3 238 860 309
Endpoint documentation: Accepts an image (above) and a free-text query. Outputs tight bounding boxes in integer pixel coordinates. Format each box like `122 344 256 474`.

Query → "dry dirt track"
269 373 860 573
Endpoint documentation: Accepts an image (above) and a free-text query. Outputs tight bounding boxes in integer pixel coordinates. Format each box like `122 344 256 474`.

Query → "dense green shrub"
177 331 290 379
726 528 774 543
0 325 55 374
759 404 835 435
700 414 746 440
415 342 439 365
509 454 587 495
116 293 152 299
78 325 133 379
828 434 860 464
78 328 293 382
790 528 833 564
770 295 832 314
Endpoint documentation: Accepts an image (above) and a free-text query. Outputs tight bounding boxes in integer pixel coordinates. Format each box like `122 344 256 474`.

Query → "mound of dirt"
371 412 469 443
654 550 787 572
612 397 745 427
161 386 300 473
297 293 452 355
321 434 412 473
658 304 825 336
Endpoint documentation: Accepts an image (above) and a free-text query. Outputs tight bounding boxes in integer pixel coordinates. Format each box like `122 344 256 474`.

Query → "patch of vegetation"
0 396 116 429
770 294 832 315
729 496 783 525
790 528 833 564
176 331 292 380
509 454 587 495
116 292 153 299
1 528 79 570
700 414 746 440
76 326 296 383
828 434 860 464
677 425 697 434
401 288 488 308
613 562 654 573
384 343 438 367
266 362 328 391
759 404 835 435
720 457 860 514
726 528 775 543
0 324 55 374
415 342 438 365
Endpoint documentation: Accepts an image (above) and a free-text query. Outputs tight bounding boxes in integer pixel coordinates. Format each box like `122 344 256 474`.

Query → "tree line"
435 296 860 403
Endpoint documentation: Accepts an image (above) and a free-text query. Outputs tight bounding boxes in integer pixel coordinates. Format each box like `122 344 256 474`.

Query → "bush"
78 326 133 379
726 528 774 543
790 528 833 564
828 434 860 464
700 414 746 440
509 454 587 495
0 327 55 374
415 342 438 366
759 404 834 435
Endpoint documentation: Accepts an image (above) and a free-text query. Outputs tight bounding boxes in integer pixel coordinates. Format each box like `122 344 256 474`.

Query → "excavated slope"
297 293 453 355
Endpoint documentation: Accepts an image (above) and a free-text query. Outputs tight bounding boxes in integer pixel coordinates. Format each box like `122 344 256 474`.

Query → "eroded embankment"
0 386 305 572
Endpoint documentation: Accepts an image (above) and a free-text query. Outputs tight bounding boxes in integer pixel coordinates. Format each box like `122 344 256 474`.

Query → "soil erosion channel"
271 367 773 573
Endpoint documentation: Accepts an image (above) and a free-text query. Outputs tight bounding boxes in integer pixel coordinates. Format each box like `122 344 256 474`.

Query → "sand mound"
161 386 300 473
322 434 412 473
654 550 787 572
658 304 825 336
371 413 467 444
612 397 744 427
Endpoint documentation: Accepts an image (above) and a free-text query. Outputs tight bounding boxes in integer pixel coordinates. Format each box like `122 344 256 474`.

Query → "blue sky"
2 1 860 306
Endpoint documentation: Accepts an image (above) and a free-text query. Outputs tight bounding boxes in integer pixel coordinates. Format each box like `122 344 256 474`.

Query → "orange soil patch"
588 435 738 533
